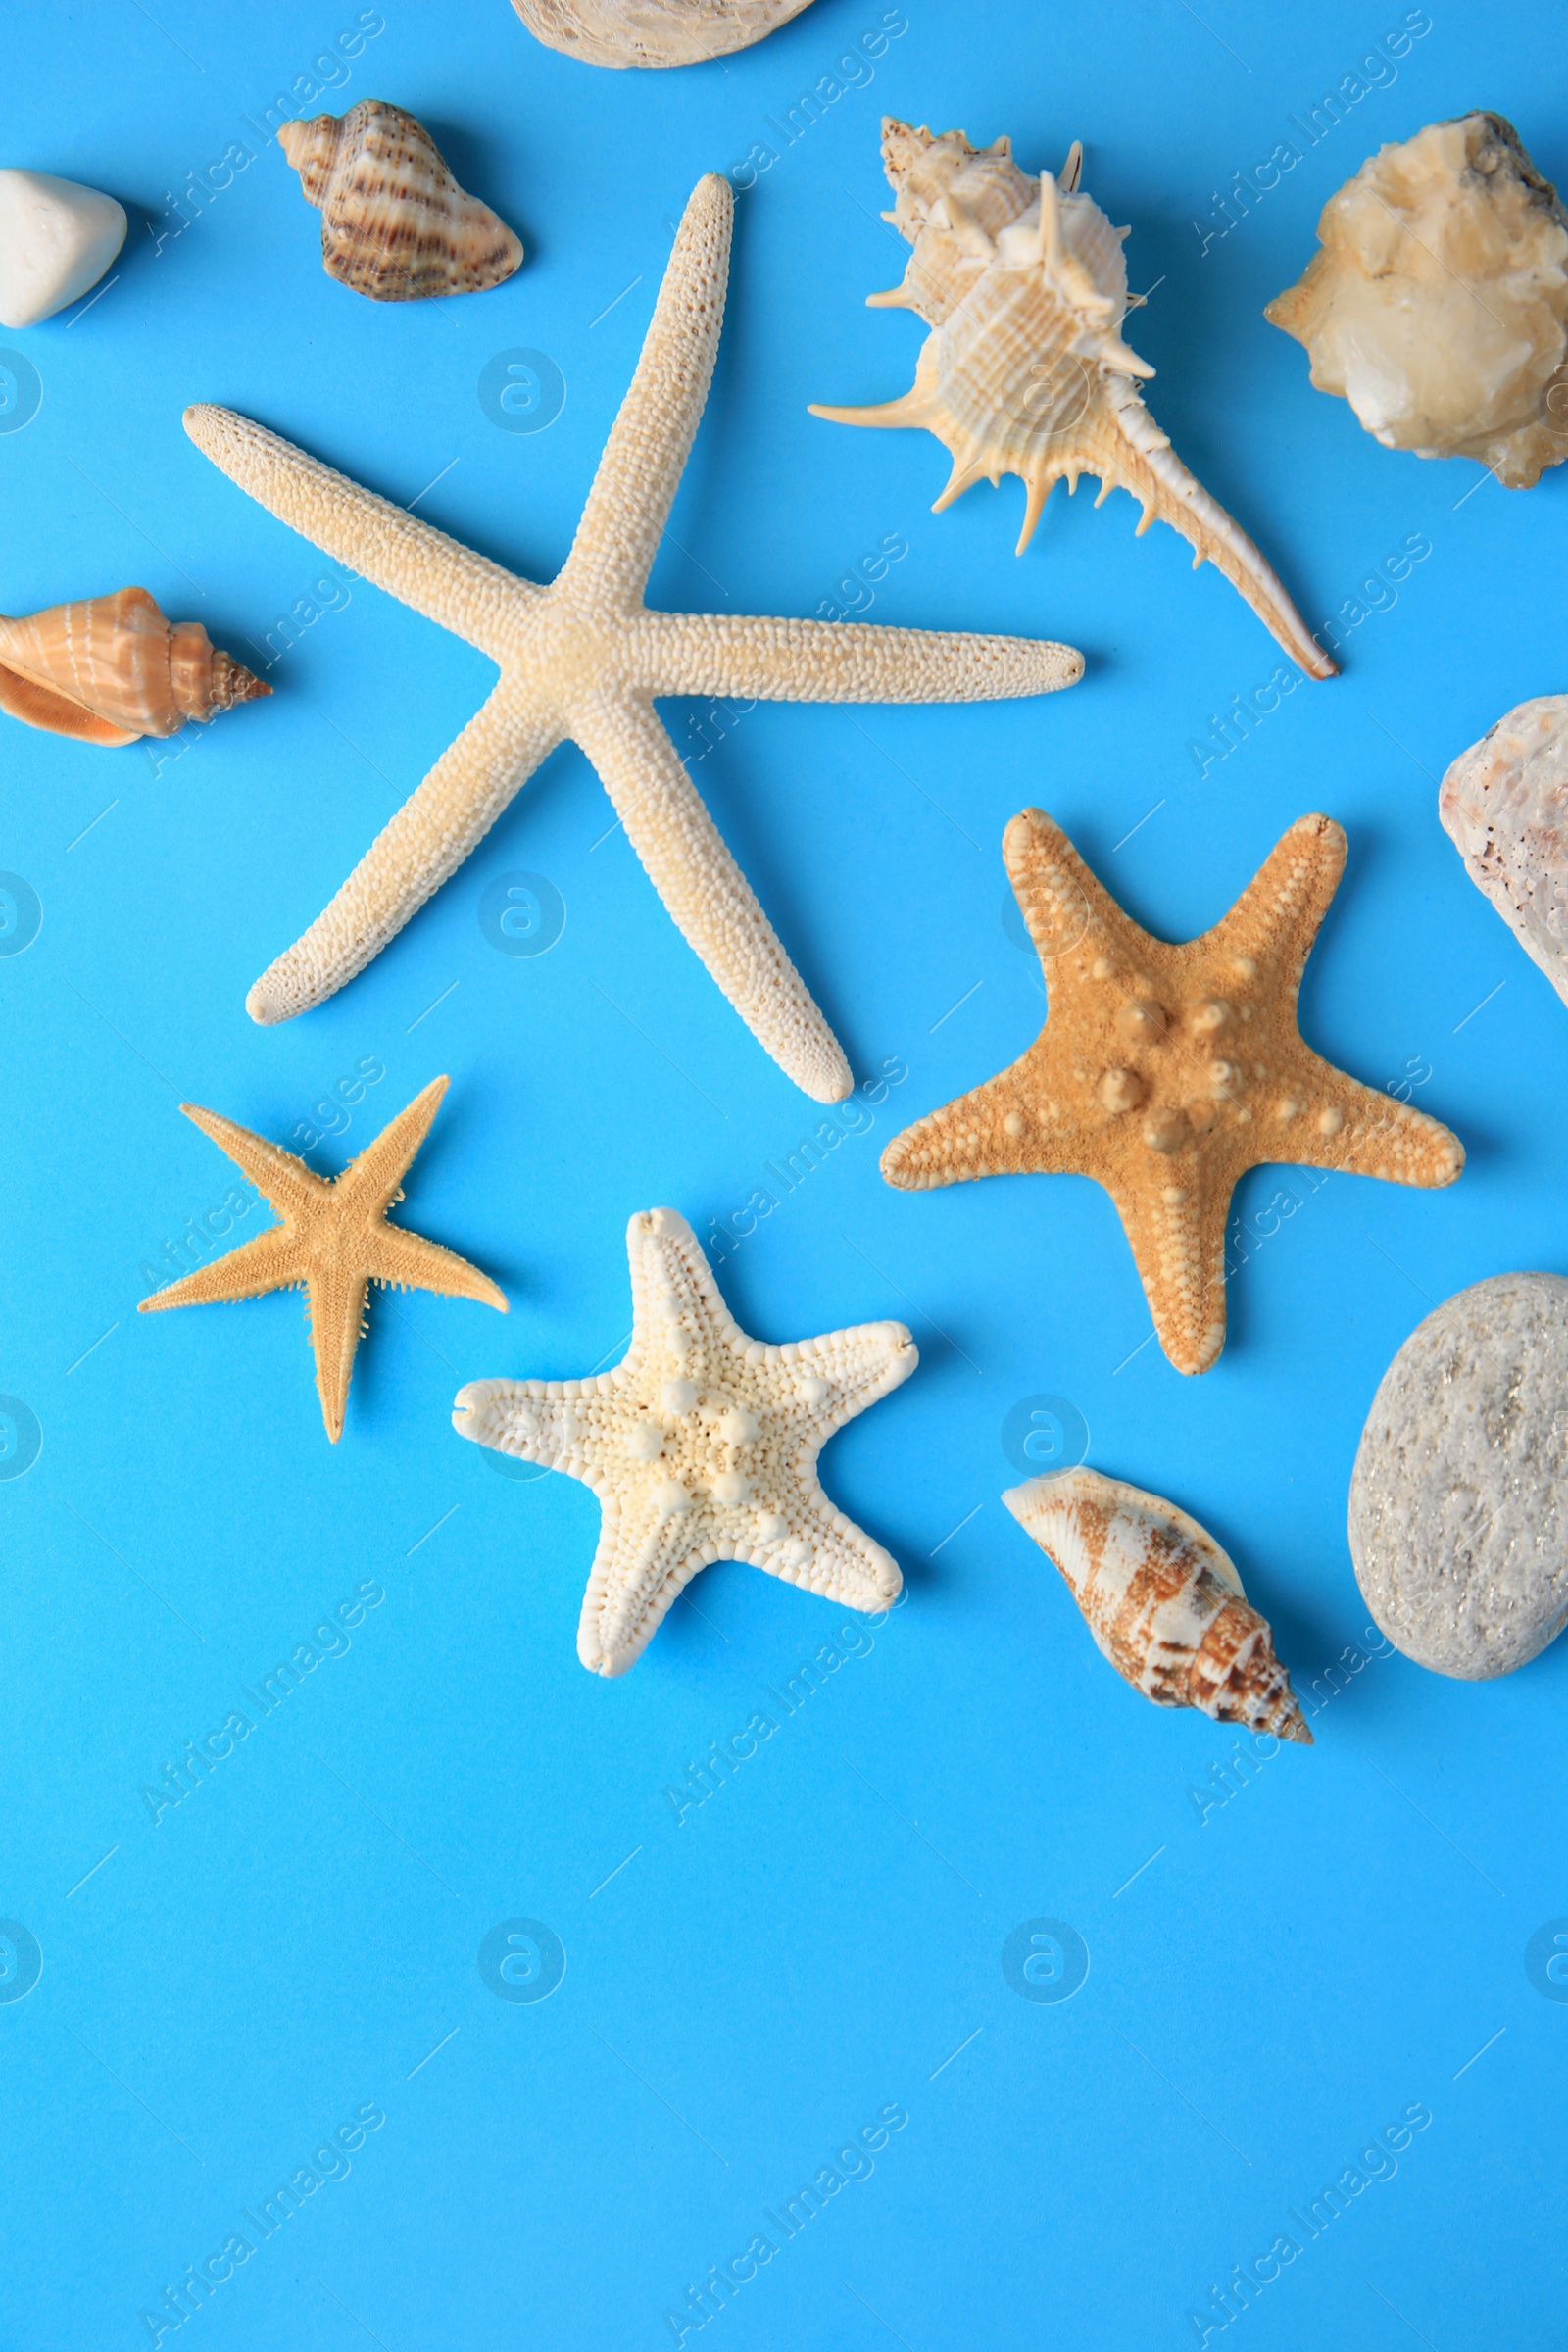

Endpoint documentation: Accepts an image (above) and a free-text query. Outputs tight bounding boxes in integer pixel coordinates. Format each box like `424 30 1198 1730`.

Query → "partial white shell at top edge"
510 0 815 68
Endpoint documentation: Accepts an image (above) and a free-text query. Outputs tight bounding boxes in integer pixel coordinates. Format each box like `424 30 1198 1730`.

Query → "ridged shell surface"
1004 1466 1312 1740
0 587 270 748
1439 694 1568 1009
278 101 523 301
1266 114 1568 488
510 0 815 67
811 120 1334 679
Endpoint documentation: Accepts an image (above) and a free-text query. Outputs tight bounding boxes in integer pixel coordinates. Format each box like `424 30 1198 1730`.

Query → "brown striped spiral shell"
1004 1466 1311 1740
278 101 523 302
0 586 270 747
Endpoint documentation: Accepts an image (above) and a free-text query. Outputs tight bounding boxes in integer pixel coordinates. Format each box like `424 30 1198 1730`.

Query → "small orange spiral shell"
0 585 270 747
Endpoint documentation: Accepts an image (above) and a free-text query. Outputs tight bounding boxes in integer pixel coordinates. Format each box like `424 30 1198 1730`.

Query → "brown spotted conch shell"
1004 1466 1312 1740
0 587 270 748
811 121 1335 680
278 100 523 301
509 0 815 67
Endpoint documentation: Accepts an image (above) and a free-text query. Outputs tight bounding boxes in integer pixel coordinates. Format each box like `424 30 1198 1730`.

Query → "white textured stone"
1348 1273 1568 1679
1440 694 1568 1009
0 168 125 328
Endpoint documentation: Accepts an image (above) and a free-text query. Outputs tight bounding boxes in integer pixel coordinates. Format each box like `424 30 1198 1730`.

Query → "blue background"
1 2 1564 2345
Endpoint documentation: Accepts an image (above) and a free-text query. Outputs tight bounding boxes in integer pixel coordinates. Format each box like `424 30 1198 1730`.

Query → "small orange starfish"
881 810 1464 1374
139 1076 506 1439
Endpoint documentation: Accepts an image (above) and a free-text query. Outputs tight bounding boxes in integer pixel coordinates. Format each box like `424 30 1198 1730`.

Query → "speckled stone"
1348 1272 1568 1678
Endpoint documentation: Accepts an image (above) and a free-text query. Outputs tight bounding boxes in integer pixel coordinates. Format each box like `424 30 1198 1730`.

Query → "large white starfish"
185 174 1082 1103
453 1206 916 1675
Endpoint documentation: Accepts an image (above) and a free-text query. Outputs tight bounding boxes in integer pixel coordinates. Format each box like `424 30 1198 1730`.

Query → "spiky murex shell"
811 119 1335 679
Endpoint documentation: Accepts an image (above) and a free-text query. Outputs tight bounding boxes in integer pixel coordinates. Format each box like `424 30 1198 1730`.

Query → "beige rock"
1266 113 1568 487
0 167 125 328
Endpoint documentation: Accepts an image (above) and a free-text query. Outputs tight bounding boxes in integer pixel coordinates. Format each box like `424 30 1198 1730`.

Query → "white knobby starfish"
453 1206 916 1675
184 172 1082 1104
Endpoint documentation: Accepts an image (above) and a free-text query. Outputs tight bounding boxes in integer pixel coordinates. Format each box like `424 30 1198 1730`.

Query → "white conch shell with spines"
811 121 1335 680
454 1206 916 1676
183 173 1081 1103
1004 1466 1312 1740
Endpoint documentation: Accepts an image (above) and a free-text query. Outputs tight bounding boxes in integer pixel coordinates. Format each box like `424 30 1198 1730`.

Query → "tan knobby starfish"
183 173 1082 1105
881 810 1464 1373
453 1206 915 1675
139 1077 506 1440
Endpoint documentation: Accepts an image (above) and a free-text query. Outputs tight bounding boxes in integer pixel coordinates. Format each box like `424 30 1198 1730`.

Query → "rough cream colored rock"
511 0 814 66
1004 1466 1311 1739
0 167 125 327
812 121 1333 678
1348 1273 1568 1678
278 101 522 300
0 586 268 747
454 1206 915 1676
1266 114 1568 487
184 174 1080 1102
1439 694 1568 1008
881 809 1464 1374
139 1078 506 1443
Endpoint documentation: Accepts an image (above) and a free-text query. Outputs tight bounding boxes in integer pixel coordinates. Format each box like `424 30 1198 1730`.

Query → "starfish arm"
775 1492 904 1615
136 1221 298 1312
339 1078 450 1213
1192 812 1347 985
1106 1172 1237 1377
880 1062 1085 1188
577 1485 716 1677
304 1266 371 1444
635 610 1083 704
622 1203 734 1359
365 1223 508 1312
247 684 561 1023
556 174 732 613
1003 808 1136 964
784 1319 919 1430
182 405 537 659
572 693 853 1103
453 1377 624 1481
175 1103 331 1217
1261 1051 1466 1187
